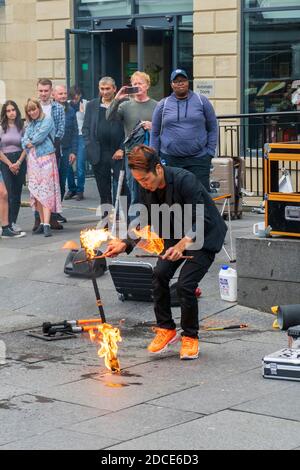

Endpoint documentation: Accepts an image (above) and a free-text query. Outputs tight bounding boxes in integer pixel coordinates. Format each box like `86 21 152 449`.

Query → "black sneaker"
32 224 44 235
32 216 41 232
64 191 76 200
43 225 52 237
50 214 63 230
1 227 26 238
56 214 67 223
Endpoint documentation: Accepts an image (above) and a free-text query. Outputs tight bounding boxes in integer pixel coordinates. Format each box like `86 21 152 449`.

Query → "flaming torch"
79 228 122 373
133 225 164 255
133 226 193 260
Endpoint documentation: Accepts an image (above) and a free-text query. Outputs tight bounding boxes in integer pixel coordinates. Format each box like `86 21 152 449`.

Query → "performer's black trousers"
152 241 215 338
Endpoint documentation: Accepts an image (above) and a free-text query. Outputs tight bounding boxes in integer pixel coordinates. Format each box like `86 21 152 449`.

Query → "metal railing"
84 111 300 194
216 111 300 196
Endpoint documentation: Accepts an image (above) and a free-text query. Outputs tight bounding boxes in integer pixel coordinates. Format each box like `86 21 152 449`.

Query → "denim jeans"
67 135 86 194
59 147 72 200
125 154 140 217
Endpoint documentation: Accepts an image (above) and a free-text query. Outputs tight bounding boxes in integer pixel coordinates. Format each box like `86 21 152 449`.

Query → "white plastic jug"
219 265 237 302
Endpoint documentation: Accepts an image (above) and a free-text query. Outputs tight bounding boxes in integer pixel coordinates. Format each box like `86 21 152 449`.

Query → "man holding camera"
106 71 157 209
82 77 125 207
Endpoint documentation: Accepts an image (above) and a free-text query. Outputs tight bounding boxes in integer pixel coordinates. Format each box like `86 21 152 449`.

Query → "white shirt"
42 103 52 119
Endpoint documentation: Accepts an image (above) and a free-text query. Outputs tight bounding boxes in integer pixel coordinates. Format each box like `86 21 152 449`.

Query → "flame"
89 323 122 373
62 240 80 250
133 225 164 255
80 228 110 260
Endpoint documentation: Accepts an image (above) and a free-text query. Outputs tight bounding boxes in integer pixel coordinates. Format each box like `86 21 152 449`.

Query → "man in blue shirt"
150 69 218 192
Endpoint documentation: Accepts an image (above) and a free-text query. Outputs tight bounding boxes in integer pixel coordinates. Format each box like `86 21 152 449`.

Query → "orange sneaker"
147 328 179 354
180 336 199 360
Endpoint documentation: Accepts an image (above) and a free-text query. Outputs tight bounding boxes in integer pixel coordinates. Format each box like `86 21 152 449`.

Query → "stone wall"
0 0 38 108
0 0 72 110
36 0 72 84
193 0 240 116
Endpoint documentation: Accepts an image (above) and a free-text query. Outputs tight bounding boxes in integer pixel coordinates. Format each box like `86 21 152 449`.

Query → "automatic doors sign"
194 80 215 98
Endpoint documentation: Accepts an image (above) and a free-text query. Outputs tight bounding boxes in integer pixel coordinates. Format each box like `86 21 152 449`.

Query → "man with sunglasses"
150 69 218 192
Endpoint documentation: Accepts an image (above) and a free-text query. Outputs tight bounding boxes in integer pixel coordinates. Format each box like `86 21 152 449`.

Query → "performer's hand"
162 245 184 262
103 239 127 258
161 237 193 262
112 149 124 160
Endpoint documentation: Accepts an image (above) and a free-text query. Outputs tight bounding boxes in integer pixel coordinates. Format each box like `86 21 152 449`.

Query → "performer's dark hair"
128 145 161 173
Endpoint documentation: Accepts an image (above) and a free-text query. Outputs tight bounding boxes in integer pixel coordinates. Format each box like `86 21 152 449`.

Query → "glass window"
245 0 300 8
244 10 300 115
135 0 192 14
178 15 193 79
76 0 132 18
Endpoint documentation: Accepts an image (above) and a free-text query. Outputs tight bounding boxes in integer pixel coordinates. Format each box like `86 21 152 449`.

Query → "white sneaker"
1 227 26 238
11 223 22 233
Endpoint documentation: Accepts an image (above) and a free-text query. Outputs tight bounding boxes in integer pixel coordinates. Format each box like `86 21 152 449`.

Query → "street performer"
104 145 227 360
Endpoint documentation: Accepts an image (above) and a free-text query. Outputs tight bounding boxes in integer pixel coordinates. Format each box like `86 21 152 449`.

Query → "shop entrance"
66 14 193 100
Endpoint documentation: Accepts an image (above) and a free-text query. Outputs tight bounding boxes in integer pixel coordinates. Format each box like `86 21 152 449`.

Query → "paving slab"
0 394 109 436
232 385 300 421
0 428 119 450
0 382 28 401
149 368 291 415
107 410 300 450
37 339 279 412
0 359 106 393
65 403 201 441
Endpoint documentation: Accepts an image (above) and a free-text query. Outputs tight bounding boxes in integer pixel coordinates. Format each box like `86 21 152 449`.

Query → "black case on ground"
64 249 107 278
108 260 180 306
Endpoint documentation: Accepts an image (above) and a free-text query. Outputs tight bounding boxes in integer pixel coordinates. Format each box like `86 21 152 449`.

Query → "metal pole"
137 26 144 71
172 16 178 70
91 33 96 97
89 261 106 323
101 33 107 77
65 29 71 91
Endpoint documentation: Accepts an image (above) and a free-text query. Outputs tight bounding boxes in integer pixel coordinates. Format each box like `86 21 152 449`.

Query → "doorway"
96 28 172 101
67 14 192 100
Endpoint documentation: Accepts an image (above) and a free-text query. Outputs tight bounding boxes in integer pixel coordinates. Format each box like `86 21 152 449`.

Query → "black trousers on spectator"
152 240 215 338
92 150 123 206
0 151 26 226
160 153 212 192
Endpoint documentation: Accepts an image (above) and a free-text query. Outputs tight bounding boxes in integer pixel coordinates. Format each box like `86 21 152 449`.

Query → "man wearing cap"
150 69 218 191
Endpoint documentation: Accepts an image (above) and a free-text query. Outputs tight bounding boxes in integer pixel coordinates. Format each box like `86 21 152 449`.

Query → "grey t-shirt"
106 97 157 139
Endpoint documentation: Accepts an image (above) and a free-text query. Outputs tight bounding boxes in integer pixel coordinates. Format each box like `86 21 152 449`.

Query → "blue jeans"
125 154 140 213
59 147 72 200
67 135 86 194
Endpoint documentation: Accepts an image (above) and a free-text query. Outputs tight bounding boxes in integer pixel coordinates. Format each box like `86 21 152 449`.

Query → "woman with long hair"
0 100 27 233
22 98 62 237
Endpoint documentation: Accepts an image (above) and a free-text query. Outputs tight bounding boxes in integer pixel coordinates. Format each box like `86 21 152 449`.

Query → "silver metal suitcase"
262 348 300 381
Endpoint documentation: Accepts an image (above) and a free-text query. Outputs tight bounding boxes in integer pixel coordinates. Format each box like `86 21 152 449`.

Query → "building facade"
0 0 300 118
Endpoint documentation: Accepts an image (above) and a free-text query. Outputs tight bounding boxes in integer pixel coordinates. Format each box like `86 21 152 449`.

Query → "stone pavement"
0 179 299 450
